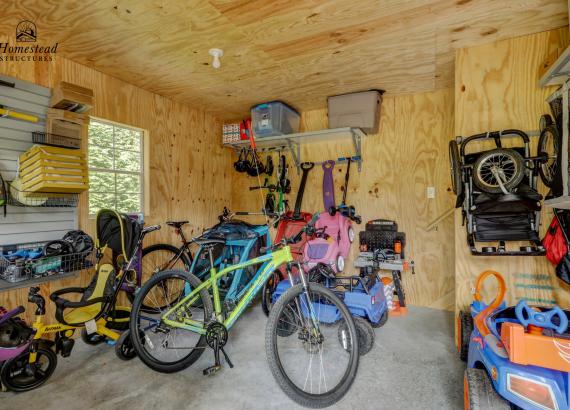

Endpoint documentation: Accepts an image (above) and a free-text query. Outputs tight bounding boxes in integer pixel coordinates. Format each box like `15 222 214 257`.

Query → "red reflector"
508 374 556 410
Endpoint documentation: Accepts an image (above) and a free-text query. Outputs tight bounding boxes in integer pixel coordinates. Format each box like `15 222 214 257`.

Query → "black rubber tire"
458 310 473 362
129 269 213 373
114 330 137 361
464 368 510 410
127 243 192 307
538 121 560 188
0 345 57 392
265 283 359 408
80 328 106 345
371 309 388 328
339 316 375 356
473 148 524 194
261 270 283 317
449 140 463 196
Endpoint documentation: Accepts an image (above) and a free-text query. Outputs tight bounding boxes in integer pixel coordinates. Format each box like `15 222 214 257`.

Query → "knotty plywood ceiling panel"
1 0 567 118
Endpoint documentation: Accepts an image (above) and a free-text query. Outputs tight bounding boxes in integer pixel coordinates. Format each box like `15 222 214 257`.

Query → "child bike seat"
50 264 115 326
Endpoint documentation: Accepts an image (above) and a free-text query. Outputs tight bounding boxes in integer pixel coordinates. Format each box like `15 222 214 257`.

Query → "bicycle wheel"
266 283 359 408
0 345 57 392
129 269 213 373
127 244 192 308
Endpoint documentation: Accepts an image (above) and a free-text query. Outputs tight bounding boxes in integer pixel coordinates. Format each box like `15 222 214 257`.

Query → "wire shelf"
32 131 81 149
7 181 79 208
0 241 93 284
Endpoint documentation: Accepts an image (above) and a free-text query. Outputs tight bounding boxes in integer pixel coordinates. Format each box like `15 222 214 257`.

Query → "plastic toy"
272 263 388 355
0 306 33 373
458 270 570 410
328 157 362 224
303 212 354 273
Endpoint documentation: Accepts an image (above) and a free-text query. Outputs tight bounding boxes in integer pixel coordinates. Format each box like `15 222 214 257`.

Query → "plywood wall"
231 89 457 310
455 28 570 311
0 57 232 323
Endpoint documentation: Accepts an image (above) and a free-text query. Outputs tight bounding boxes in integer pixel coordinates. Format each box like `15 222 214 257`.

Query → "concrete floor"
3 306 464 410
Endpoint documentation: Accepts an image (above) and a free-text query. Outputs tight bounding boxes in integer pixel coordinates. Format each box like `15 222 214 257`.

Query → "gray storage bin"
327 90 383 134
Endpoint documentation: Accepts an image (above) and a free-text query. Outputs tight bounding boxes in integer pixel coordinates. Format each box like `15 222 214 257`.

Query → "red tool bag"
543 215 567 266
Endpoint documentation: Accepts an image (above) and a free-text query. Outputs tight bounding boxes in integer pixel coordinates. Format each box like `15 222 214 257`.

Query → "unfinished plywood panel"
231 89 456 309
455 28 570 311
0 1 567 118
0 57 233 324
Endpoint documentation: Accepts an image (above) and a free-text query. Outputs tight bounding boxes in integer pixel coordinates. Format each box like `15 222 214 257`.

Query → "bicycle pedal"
203 365 222 376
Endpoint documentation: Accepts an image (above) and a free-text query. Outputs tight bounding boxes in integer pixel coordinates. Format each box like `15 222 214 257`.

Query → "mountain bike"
129 213 360 408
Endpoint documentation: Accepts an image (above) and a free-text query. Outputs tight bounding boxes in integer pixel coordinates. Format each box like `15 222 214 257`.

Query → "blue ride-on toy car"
272 262 388 355
458 270 570 410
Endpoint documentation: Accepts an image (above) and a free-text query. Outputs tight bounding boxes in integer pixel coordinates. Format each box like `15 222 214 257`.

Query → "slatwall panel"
0 74 77 245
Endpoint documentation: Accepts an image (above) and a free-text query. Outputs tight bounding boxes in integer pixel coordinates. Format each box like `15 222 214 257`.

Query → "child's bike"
129 213 360 408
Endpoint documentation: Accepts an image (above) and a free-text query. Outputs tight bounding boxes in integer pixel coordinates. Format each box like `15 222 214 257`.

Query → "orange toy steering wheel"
474 270 507 337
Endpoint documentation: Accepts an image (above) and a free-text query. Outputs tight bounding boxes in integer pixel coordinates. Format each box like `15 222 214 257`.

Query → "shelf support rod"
352 131 363 172
286 139 301 175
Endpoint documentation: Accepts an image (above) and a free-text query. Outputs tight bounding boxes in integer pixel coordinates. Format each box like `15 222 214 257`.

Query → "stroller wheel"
115 330 137 361
449 140 463 196
473 148 524 194
538 119 559 188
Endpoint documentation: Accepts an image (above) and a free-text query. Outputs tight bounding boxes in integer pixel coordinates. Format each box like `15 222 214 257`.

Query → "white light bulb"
209 48 224 69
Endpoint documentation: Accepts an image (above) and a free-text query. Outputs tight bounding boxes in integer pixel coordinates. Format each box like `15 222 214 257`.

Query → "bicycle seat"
166 220 189 228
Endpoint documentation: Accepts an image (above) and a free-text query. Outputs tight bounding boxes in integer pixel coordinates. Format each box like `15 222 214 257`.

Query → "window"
88 119 145 215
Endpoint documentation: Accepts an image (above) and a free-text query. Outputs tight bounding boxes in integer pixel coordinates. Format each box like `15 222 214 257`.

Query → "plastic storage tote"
328 90 383 134
251 101 300 137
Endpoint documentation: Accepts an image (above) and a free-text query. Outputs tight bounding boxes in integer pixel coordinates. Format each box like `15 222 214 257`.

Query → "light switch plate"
427 186 435 199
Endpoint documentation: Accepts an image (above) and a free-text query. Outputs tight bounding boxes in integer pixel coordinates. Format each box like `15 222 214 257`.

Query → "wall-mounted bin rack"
7 182 79 208
32 131 81 149
223 127 366 172
7 181 79 208
0 241 93 291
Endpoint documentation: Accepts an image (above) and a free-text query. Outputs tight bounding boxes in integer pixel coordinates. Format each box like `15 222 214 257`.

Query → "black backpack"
62 230 94 254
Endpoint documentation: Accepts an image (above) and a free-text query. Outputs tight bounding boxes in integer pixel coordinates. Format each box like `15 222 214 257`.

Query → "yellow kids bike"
0 209 160 392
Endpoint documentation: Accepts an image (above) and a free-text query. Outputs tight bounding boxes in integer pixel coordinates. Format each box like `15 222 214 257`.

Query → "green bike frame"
162 245 294 333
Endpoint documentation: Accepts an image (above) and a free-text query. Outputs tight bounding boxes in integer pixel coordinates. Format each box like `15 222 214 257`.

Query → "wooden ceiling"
2 0 568 118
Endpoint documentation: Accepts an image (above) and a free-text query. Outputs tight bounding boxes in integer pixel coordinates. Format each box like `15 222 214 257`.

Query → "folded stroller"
449 130 545 255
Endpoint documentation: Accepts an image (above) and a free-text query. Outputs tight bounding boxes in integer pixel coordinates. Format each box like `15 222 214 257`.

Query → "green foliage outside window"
88 120 143 215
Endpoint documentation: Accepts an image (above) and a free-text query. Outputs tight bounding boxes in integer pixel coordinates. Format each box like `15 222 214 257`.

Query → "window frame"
87 117 149 218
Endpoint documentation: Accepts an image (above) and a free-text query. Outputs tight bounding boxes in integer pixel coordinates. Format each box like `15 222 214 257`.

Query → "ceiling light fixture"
209 48 224 69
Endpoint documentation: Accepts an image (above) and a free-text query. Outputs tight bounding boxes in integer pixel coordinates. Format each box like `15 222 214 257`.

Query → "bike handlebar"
142 225 161 234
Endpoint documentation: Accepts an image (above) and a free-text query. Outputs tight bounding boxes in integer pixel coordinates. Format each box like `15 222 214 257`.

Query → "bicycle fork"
287 262 321 335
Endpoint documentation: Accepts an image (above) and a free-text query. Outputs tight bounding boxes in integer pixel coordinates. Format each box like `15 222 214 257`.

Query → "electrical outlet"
427 186 435 199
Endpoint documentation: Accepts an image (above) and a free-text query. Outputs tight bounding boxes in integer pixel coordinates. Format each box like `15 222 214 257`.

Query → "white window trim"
87 117 149 218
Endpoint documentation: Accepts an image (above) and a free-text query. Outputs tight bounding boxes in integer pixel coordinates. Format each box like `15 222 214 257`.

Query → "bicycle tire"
129 269 213 373
265 283 359 408
127 244 192 307
0 345 57 392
